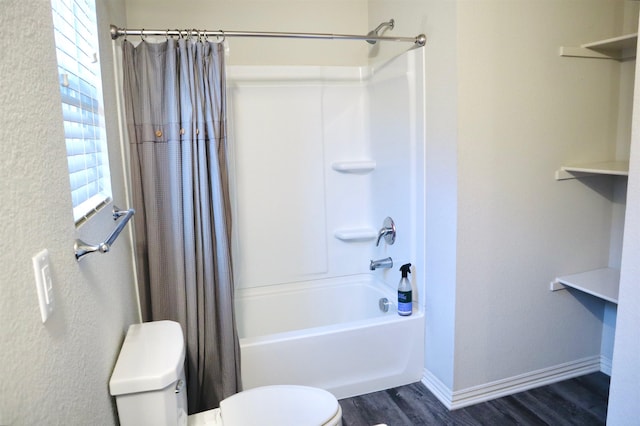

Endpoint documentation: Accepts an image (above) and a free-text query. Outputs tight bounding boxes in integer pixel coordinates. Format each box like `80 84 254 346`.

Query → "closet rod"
109 25 427 47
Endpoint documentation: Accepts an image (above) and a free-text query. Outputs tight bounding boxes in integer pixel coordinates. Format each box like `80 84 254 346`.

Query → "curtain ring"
141 29 146 40
166 29 170 40
217 30 225 44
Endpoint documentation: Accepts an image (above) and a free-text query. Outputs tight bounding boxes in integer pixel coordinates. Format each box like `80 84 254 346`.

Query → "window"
51 0 112 223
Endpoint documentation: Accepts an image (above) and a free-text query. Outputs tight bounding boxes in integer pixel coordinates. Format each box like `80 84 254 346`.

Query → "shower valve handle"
376 217 396 246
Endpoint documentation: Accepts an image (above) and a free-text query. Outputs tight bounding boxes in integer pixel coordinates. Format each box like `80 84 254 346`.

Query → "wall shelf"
334 228 377 242
555 160 629 180
551 267 619 304
331 161 376 173
559 33 637 60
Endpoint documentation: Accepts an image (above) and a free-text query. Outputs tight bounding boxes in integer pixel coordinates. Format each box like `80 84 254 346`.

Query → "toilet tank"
109 321 188 426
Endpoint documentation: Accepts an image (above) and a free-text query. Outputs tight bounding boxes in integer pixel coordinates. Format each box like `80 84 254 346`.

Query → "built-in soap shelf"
332 161 377 241
555 160 629 180
331 161 376 173
334 228 377 242
559 33 637 60
551 267 619 304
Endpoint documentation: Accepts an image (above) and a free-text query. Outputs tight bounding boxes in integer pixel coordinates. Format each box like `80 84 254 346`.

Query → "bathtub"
235 275 425 399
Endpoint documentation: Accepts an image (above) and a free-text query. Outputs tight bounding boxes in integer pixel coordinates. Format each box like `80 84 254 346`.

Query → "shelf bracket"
554 169 597 180
559 33 637 61
558 46 626 60
550 279 567 292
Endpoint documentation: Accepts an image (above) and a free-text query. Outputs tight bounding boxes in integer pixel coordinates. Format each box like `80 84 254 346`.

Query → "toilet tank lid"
109 320 185 396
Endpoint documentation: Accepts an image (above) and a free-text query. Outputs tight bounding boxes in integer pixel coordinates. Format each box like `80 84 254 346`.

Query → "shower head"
366 19 395 44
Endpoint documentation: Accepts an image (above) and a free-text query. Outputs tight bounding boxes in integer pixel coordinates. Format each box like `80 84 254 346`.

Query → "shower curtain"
122 38 240 413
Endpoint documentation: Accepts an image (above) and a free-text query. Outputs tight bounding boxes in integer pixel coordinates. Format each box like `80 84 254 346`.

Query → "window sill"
74 194 112 227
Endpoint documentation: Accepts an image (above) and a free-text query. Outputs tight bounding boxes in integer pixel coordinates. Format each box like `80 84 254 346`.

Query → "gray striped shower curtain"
122 38 241 413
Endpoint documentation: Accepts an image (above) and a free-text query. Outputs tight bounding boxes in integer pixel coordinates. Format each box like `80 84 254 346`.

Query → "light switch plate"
32 249 54 323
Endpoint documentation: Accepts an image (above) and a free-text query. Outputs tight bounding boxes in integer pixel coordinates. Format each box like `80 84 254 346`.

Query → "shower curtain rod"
109 25 427 47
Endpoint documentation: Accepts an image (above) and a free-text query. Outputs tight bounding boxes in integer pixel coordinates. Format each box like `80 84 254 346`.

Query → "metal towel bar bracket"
74 208 135 261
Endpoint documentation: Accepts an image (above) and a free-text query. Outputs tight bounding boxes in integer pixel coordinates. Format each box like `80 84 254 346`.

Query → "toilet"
109 320 342 426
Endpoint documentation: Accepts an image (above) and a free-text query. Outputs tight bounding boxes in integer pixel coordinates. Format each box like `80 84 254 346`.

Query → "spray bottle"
398 263 412 316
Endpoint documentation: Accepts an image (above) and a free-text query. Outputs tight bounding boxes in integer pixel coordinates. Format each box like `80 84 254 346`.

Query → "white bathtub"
235 275 425 399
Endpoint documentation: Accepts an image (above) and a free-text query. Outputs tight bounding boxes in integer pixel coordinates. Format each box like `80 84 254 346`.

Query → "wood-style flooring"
339 372 609 426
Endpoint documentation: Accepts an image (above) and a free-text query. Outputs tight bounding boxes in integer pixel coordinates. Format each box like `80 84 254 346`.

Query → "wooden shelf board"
582 33 638 51
555 160 629 180
560 33 637 60
553 267 619 304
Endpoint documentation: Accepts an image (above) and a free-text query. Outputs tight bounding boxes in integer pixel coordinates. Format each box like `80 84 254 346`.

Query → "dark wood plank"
340 388 412 426
339 372 609 426
485 393 551 425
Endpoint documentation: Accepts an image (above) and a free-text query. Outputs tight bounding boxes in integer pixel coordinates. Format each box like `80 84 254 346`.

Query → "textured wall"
0 1 139 424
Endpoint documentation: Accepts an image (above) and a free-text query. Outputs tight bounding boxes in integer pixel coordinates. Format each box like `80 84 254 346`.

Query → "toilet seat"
188 385 342 426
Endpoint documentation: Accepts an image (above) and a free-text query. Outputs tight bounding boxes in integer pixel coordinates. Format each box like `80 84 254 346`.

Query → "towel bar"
74 207 135 261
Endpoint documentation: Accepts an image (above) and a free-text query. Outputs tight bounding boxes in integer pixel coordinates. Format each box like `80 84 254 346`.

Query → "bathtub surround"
0 0 139 424
228 52 423 290
227 45 426 397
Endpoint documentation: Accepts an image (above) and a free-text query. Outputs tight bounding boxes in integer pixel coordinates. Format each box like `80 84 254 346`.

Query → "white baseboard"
421 368 454 409
422 356 602 410
600 355 612 376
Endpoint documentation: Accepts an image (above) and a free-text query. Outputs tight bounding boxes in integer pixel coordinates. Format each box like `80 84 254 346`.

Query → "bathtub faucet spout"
370 257 393 270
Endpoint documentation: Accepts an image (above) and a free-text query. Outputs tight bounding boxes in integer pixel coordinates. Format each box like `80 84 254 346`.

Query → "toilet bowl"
188 385 342 426
109 320 342 426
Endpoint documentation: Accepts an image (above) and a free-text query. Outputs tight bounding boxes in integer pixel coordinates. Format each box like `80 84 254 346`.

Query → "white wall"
0 1 139 424
608 11 640 421
454 0 630 390
125 0 369 66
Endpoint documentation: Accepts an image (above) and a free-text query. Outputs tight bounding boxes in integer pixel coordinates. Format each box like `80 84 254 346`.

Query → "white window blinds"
51 0 112 223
